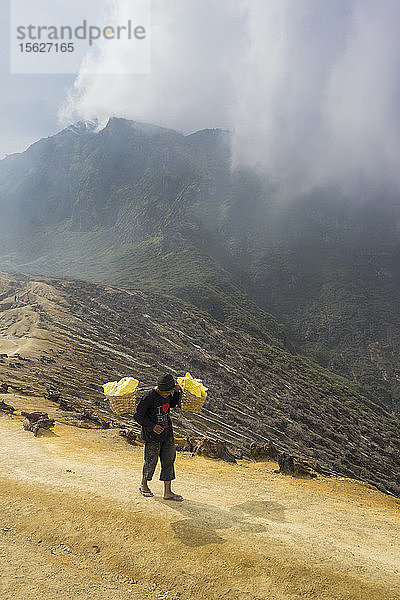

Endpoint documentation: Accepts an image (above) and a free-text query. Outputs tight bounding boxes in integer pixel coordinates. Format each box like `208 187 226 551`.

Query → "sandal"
139 487 154 497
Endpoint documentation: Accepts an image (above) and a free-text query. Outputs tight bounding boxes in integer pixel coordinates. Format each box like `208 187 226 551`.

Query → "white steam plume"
60 0 400 193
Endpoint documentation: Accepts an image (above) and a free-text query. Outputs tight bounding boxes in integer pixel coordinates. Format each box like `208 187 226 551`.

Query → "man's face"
157 388 173 398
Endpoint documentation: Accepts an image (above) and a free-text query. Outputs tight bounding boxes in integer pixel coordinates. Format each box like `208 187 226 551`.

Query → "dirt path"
0 397 399 600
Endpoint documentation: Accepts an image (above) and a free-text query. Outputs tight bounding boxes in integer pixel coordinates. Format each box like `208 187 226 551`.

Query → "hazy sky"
1 0 400 192
0 0 73 157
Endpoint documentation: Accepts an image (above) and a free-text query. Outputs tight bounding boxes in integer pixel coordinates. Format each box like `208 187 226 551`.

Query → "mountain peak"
185 127 231 139
66 119 107 136
103 117 183 139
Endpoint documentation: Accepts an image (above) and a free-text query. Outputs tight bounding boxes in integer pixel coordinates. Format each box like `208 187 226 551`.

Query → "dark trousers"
142 436 176 481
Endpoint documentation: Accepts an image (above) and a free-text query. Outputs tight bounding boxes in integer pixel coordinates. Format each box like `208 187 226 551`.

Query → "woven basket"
180 389 205 413
106 392 137 415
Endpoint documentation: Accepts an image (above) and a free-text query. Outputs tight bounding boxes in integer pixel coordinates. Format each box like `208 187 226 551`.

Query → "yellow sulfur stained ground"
0 395 399 600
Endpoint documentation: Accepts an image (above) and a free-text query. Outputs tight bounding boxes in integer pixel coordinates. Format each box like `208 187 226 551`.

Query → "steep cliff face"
0 119 285 349
1 118 400 411
1 272 399 496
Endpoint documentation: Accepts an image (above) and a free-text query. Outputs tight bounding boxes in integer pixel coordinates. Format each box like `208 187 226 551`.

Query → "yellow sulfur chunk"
102 377 139 397
177 372 207 398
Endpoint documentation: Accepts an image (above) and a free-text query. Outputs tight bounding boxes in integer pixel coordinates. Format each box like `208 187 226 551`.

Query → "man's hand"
153 424 164 434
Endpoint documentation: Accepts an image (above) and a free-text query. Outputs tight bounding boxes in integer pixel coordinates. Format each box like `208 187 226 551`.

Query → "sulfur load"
102 377 139 397
177 372 207 413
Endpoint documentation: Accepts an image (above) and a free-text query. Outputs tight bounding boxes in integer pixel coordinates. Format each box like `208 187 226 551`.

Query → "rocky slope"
1 272 399 496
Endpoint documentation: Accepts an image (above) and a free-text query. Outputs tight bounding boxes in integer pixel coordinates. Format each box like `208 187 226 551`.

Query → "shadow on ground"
154 497 286 547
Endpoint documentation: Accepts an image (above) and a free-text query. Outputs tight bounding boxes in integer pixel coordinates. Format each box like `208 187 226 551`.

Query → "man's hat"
157 373 175 391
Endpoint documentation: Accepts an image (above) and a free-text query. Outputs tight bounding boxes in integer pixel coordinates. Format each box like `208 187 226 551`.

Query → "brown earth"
1 394 399 600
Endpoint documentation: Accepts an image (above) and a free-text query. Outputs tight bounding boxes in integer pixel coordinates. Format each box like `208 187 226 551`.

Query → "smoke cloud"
59 0 243 133
60 0 400 193
232 0 400 194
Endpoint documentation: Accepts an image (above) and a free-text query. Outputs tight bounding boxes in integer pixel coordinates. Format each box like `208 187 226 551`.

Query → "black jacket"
133 388 181 442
